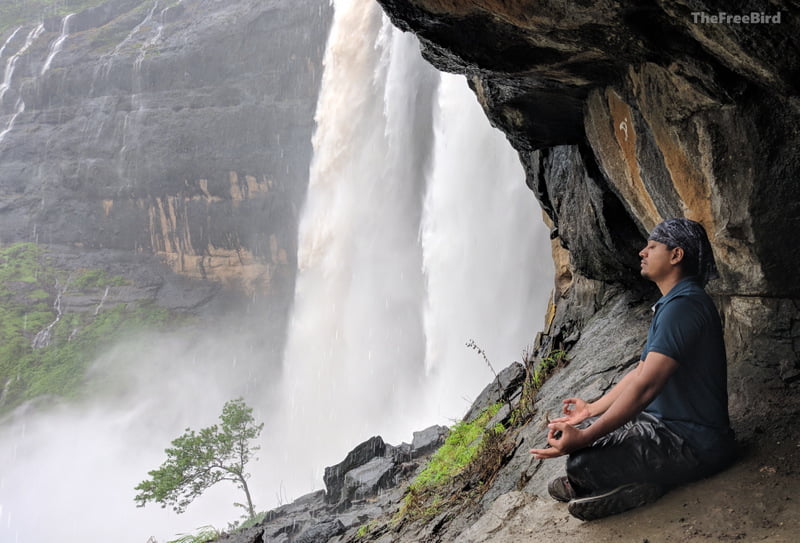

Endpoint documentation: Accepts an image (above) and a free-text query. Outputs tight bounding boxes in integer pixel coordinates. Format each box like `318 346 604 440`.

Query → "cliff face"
0 0 331 302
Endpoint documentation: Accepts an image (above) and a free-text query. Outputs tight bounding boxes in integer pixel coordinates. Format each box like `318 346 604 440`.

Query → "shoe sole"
568 483 663 521
548 476 574 503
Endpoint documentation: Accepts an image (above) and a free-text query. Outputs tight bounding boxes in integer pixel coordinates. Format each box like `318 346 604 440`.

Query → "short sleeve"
645 297 706 363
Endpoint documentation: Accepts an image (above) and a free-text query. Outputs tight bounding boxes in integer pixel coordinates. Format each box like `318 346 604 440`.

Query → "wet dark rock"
214 524 263 543
410 425 449 458
388 442 413 464
528 145 645 285
463 362 526 423
323 436 386 504
264 490 326 523
341 457 397 503
293 519 345 543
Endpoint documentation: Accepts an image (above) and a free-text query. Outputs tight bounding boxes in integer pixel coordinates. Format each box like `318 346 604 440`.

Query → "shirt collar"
653 277 702 312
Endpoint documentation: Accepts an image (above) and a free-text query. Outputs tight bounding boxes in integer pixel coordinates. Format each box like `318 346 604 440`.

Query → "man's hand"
550 397 591 425
529 422 591 459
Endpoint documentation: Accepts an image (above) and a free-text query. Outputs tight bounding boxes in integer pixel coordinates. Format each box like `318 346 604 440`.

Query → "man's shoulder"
657 282 719 328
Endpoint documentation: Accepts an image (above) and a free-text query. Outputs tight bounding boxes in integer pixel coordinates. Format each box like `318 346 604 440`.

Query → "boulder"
410 425 449 458
323 436 386 504
292 519 345 543
341 456 397 502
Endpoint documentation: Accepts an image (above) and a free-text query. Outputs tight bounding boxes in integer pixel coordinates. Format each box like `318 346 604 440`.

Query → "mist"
0 322 285 543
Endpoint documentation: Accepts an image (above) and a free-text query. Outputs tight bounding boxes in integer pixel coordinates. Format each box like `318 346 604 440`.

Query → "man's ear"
670 247 685 265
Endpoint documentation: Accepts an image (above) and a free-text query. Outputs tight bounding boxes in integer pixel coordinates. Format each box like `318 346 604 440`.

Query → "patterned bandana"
648 218 719 286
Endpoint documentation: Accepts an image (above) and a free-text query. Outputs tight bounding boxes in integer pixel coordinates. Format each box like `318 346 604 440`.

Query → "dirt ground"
461 434 800 543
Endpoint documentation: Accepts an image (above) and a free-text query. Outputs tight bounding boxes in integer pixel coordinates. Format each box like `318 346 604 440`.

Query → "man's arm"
552 361 643 425
586 361 644 416
531 352 678 459
578 352 677 443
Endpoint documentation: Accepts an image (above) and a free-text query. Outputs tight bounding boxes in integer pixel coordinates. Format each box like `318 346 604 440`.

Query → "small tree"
134 398 263 518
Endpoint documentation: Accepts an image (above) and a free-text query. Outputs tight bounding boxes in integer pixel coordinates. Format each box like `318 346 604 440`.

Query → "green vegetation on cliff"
398 403 505 520
0 242 179 413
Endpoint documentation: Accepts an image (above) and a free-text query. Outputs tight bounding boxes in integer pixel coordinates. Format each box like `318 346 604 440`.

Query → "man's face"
639 240 678 282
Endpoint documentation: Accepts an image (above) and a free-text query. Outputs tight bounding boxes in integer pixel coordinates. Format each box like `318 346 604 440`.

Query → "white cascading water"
1 14 73 144
0 24 45 144
1 25 45 103
0 27 22 61
41 13 75 76
274 0 551 498
419 72 551 414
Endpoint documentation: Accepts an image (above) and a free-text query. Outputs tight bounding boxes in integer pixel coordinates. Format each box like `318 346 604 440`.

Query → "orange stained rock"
630 64 715 240
229 171 269 203
143 191 279 294
605 89 661 231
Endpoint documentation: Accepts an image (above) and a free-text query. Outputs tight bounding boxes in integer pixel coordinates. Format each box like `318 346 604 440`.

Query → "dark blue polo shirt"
642 278 733 462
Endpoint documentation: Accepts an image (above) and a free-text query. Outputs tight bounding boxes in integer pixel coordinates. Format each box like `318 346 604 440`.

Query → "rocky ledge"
215 363 528 543
215 424 452 543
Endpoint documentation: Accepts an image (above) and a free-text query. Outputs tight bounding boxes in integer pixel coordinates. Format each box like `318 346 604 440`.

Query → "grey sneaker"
567 482 663 521
548 476 576 502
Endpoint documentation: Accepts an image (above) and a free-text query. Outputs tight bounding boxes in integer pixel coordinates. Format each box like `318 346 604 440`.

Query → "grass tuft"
396 403 504 521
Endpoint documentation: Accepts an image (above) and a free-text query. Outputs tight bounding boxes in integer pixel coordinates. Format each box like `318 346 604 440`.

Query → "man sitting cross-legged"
530 218 736 521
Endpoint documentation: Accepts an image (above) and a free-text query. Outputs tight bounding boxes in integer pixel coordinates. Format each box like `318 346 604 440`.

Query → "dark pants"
566 413 724 497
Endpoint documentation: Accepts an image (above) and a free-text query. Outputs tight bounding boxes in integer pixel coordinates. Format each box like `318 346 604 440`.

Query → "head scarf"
648 218 719 286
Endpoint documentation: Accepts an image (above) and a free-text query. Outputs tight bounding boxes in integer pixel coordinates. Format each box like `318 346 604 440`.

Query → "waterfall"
419 73 551 416
276 0 434 492
41 13 75 76
134 3 166 73
31 278 69 349
113 0 160 57
275 0 551 497
0 24 45 145
0 24 44 104
0 99 24 144
0 27 22 60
